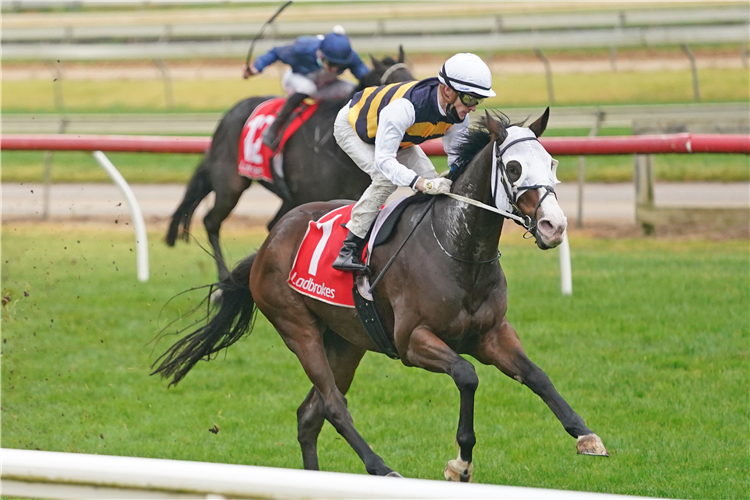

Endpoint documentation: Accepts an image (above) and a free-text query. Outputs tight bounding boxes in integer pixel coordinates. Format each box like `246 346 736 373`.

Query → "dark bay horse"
166 49 413 280
153 110 608 481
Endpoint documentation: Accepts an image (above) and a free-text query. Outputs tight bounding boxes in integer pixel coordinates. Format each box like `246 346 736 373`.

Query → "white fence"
4 24 748 60
5 103 748 135
1 448 659 500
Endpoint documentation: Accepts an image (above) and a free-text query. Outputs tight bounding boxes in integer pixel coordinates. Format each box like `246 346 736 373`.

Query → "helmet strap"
438 83 462 123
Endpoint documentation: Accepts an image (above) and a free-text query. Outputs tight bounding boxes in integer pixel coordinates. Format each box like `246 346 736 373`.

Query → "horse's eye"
506 160 522 183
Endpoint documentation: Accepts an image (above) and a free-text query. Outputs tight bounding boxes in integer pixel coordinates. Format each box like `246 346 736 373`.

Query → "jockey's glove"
422 177 452 195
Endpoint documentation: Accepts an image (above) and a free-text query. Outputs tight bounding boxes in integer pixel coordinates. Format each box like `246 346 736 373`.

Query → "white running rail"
1 448 659 500
92 151 149 282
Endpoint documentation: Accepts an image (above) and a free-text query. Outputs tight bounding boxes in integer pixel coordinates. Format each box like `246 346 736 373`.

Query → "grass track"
1 223 747 498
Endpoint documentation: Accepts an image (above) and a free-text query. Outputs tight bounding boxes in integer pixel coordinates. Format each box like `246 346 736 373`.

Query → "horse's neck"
432 144 504 262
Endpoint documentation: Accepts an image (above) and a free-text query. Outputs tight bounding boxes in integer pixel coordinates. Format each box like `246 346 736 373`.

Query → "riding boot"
263 92 309 150
332 231 367 272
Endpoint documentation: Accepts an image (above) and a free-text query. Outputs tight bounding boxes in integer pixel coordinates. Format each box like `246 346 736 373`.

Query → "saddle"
238 97 318 182
288 197 426 359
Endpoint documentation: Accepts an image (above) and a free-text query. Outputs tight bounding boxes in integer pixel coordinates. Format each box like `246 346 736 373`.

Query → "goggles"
456 91 484 107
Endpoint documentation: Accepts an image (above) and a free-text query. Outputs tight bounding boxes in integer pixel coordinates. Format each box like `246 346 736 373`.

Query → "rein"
380 63 409 85
367 129 556 291
443 192 528 225
367 198 436 294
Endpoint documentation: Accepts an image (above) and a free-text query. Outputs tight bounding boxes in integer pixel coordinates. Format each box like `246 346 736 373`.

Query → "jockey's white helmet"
438 53 496 98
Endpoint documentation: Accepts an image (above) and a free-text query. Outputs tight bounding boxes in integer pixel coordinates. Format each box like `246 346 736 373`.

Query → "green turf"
1 223 747 498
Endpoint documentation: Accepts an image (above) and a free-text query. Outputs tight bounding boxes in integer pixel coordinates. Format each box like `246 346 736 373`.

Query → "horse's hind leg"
402 326 479 482
296 330 366 470
471 317 608 457
204 172 251 280
260 307 395 475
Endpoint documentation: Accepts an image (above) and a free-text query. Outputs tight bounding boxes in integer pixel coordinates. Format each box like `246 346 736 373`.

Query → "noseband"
494 136 557 237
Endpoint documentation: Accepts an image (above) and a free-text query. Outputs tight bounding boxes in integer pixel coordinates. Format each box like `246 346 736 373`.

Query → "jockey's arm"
252 46 284 73
348 52 370 81
374 99 428 189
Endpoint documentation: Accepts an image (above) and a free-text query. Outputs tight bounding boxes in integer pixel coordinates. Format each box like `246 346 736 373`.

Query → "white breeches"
282 68 318 97
334 105 439 238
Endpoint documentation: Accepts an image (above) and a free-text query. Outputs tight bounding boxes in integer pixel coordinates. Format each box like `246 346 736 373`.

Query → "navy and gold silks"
347 77 455 149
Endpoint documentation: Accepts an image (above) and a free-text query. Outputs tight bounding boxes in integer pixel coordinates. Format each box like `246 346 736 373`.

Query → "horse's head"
484 109 567 249
356 45 414 90
449 111 566 249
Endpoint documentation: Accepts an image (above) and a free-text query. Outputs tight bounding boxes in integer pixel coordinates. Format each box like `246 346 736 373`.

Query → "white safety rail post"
1 448 658 500
92 151 149 282
560 232 572 296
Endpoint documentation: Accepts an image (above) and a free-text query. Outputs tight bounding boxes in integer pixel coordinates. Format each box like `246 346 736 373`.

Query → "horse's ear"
370 54 385 71
397 45 405 63
529 107 550 138
485 111 502 142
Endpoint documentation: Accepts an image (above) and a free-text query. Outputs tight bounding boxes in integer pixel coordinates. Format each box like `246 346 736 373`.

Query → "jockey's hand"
417 177 452 195
243 65 259 79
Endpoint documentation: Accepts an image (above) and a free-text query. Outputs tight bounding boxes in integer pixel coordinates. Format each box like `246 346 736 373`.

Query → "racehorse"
153 109 609 481
166 48 414 280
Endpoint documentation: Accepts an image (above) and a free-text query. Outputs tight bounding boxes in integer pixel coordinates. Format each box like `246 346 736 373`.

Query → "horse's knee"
452 360 479 394
203 213 222 235
321 391 352 427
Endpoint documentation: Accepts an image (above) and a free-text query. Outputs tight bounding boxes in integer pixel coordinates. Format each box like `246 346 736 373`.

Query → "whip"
244 0 293 75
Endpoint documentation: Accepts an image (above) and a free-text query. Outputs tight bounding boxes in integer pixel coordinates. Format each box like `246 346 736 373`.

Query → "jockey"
332 53 495 272
244 27 369 149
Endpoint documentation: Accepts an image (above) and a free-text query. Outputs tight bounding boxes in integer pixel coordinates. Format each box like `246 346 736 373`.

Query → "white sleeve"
374 99 420 188
442 114 470 167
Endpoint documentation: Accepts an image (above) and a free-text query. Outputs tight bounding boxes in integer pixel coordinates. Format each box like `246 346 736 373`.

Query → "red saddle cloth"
238 97 319 181
288 205 362 308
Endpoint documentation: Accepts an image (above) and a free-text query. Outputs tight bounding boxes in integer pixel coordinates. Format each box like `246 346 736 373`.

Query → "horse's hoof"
444 455 473 482
385 471 403 478
577 434 609 457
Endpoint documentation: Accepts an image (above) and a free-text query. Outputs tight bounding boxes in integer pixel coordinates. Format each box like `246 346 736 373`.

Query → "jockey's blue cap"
319 32 354 65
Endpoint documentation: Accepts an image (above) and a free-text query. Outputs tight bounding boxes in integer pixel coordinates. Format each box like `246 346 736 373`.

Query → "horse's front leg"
471 317 608 457
403 327 478 482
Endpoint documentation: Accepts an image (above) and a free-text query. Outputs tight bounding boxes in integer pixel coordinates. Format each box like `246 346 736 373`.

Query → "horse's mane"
447 112 525 181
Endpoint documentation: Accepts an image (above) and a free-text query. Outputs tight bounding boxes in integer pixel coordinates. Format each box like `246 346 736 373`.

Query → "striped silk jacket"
347 77 459 149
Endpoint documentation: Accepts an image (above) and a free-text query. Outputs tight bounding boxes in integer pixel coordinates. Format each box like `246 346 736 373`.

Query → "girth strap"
352 284 399 359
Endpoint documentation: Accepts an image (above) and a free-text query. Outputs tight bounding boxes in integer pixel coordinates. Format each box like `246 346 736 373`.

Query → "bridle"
370 129 557 286
443 134 558 238
492 135 558 238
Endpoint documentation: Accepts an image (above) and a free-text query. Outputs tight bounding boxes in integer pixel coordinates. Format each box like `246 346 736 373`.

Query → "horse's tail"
151 253 257 387
166 157 213 246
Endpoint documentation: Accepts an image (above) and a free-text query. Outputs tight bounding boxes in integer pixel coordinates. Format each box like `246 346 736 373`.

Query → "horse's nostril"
538 219 555 235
